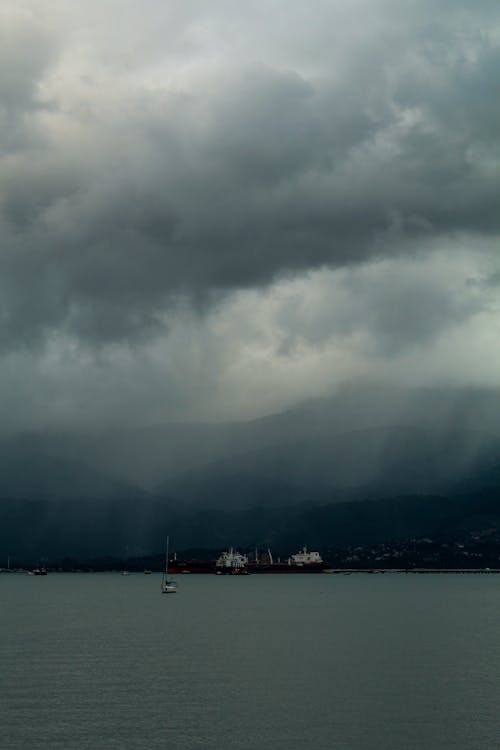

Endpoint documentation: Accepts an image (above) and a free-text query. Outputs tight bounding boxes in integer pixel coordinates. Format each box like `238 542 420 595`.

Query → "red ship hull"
168 560 327 574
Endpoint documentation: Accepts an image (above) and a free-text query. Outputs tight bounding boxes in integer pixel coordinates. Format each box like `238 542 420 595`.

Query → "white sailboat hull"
161 583 177 593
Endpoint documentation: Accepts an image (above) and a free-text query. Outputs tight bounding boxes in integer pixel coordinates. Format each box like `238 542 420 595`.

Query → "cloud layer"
0 1 499 429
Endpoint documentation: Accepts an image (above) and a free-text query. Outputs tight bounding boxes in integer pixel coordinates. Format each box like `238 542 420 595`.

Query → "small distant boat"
32 567 48 576
121 570 130 576
143 569 152 575
161 538 177 594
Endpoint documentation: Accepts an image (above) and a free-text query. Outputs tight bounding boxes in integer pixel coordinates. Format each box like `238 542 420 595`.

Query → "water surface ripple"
1 573 499 749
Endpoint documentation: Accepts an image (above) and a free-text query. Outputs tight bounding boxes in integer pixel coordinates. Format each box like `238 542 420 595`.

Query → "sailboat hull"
161 583 177 593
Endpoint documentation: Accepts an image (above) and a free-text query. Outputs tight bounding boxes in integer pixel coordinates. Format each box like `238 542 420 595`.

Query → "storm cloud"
0 1 499 430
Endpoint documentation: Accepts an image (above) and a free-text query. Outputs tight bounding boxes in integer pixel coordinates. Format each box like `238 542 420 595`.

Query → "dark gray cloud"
1 2 498 352
0 1 498 431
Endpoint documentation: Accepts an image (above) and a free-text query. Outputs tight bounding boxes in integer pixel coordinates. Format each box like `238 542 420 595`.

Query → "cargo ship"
167 547 327 574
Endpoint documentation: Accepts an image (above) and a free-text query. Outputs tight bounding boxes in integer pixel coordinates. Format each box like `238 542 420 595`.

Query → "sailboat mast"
160 535 178 593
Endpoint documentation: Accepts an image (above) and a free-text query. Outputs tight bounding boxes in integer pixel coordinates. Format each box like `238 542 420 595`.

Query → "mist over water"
2 573 499 750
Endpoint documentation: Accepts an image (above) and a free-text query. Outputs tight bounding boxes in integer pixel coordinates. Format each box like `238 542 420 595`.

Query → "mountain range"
0 385 499 561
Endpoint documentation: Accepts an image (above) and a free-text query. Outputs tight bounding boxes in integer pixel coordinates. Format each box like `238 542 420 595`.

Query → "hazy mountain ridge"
2 491 500 564
159 425 500 508
0 386 499 562
1 423 497 510
0 453 149 502
1 385 499 492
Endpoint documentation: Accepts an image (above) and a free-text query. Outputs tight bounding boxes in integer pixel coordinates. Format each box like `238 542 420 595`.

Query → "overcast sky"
1 0 499 432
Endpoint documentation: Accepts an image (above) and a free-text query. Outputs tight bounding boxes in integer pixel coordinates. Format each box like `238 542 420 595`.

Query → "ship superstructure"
288 547 323 566
215 548 249 574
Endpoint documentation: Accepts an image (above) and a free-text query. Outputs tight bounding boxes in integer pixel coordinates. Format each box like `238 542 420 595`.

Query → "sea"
1 572 499 750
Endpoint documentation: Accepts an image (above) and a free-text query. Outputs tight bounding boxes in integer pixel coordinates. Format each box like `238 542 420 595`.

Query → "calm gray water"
1 572 499 750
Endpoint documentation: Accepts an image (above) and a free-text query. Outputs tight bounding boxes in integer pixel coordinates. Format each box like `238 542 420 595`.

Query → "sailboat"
161 537 177 594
